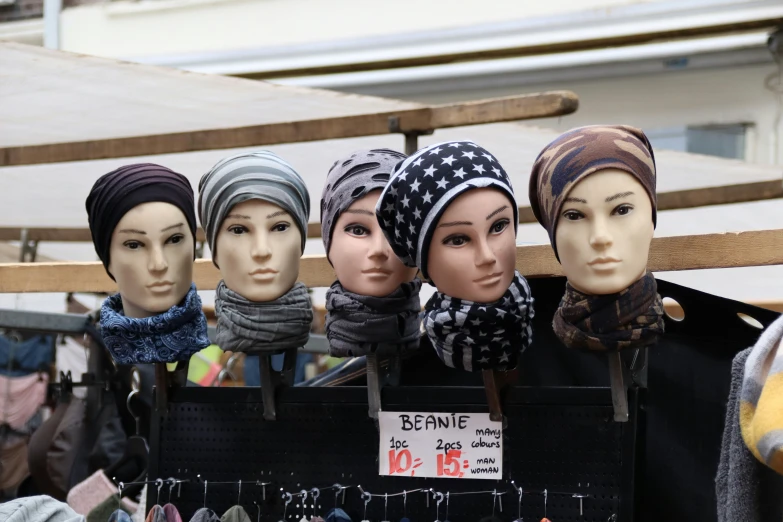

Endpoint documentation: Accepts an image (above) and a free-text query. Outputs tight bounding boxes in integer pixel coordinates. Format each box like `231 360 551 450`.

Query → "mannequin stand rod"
608 353 629 422
482 369 504 423
366 353 382 420
259 355 277 421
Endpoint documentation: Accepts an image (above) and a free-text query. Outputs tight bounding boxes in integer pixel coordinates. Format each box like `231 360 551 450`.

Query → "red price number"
437 449 469 478
388 449 423 476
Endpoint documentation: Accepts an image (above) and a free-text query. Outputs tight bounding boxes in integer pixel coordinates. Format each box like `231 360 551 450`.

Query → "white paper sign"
378 411 503 480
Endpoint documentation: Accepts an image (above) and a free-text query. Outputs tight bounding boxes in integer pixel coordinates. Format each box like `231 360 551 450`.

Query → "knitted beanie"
528 125 657 260
320 148 407 260
198 151 310 266
85 164 197 280
740 313 783 474
375 140 517 280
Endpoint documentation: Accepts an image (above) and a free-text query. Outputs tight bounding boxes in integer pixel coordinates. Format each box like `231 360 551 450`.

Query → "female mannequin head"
199 151 310 302
321 149 416 297
376 140 533 373
530 125 657 296
86 164 198 318
375 140 519 303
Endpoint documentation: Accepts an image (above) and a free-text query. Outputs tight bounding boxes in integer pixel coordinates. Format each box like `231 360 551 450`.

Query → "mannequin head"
86 163 199 318
108 202 195 318
214 198 302 301
428 188 516 302
555 169 654 295
329 190 417 296
375 140 519 301
529 124 657 267
199 151 311 302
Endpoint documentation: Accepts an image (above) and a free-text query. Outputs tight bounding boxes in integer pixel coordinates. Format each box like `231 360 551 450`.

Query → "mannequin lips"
474 272 503 285
362 267 393 279
588 256 621 271
249 267 279 282
147 281 174 293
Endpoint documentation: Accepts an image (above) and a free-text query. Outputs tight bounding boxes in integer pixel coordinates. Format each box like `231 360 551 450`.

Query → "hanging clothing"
0 372 48 430
130 485 148 522
145 505 166 522
67 470 124 516
163 504 182 522
716 339 783 520
325 508 352 522
220 505 250 522
109 511 133 522
0 334 54 377
28 395 87 500
0 437 29 491
86 495 136 522
0 495 86 522
189 508 220 522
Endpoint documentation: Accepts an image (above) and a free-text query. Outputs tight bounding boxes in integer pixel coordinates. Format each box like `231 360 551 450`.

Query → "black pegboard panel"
149 386 640 522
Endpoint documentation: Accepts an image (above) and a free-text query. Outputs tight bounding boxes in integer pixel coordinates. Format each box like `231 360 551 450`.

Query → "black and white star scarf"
423 271 534 371
375 140 518 280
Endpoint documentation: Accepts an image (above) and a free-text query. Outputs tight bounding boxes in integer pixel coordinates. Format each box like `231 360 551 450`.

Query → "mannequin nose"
475 237 497 267
367 231 389 260
148 247 168 273
589 219 613 249
250 234 272 260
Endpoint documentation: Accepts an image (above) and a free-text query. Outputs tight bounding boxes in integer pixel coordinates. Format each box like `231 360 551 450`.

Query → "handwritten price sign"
378 412 502 480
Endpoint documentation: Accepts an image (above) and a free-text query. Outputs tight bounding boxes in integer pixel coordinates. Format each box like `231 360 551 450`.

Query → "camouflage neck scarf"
553 272 664 352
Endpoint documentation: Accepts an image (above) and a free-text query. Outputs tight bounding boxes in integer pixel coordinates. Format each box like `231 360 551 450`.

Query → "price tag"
378 411 502 480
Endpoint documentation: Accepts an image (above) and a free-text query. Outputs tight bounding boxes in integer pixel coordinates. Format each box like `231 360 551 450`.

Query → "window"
646 124 750 160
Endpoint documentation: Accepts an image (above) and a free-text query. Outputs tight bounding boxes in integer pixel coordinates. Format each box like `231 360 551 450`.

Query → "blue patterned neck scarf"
100 283 210 364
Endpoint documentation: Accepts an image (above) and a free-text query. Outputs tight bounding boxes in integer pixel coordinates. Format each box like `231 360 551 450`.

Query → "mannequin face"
428 188 516 303
329 190 417 297
108 202 195 319
555 168 654 295
215 199 302 302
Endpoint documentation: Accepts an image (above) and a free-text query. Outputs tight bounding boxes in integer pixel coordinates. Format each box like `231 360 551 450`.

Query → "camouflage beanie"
529 125 657 261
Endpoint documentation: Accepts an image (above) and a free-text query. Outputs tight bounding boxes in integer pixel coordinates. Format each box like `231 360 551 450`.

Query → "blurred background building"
2 0 781 164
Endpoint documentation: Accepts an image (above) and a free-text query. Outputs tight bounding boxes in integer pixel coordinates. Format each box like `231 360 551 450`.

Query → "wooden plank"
0 91 577 167
0 230 781 293
1 178 779 242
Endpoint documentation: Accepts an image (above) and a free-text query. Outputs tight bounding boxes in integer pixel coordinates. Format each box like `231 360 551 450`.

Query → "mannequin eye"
612 204 634 216
344 224 369 237
123 240 143 250
227 225 248 235
443 234 469 247
562 210 584 221
490 219 510 234
271 222 290 233
166 234 185 245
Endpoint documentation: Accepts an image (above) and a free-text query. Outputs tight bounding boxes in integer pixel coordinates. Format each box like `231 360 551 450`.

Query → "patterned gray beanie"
198 151 310 267
320 148 407 260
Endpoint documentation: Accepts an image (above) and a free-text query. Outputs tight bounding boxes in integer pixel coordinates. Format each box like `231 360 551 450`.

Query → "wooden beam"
0 229 781 293
2 179 780 243
0 91 577 167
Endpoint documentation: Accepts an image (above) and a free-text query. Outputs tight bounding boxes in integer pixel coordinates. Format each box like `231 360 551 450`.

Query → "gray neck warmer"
325 279 422 357
214 281 313 353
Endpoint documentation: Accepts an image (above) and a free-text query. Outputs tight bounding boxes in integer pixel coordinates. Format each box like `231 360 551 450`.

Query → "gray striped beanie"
198 151 310 266
320 148 407 259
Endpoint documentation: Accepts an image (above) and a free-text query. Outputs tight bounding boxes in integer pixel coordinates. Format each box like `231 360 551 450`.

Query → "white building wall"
59 0 655 58
395 63 782 166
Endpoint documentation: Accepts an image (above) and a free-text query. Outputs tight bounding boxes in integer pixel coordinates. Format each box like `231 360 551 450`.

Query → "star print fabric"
375 140 518 280
423 271 534 371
